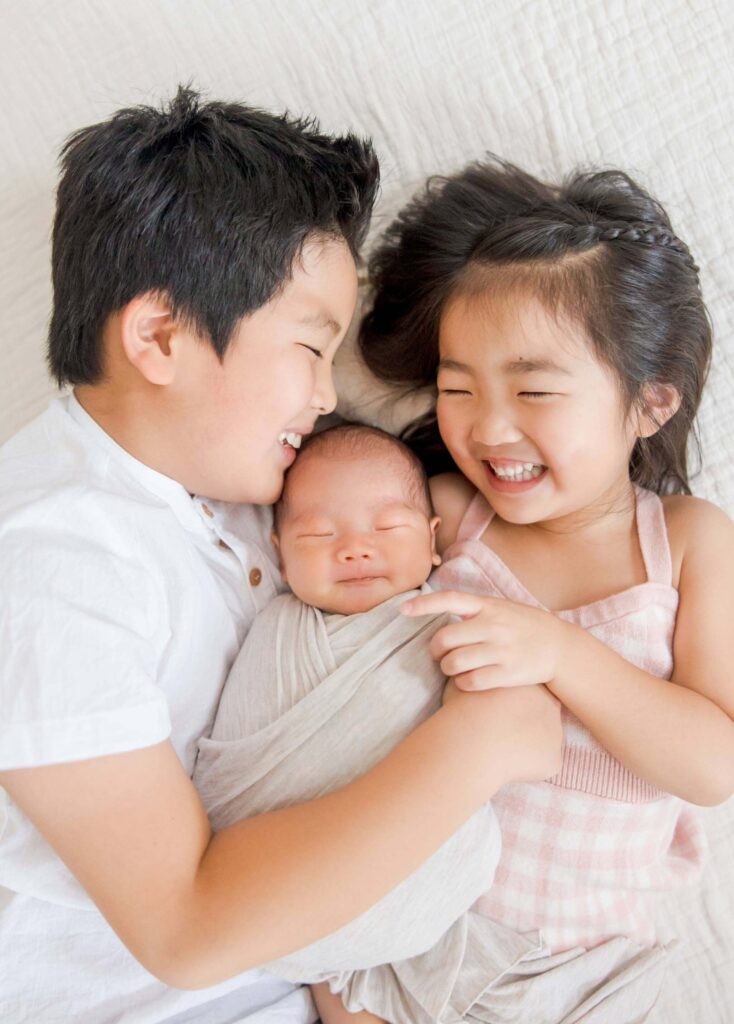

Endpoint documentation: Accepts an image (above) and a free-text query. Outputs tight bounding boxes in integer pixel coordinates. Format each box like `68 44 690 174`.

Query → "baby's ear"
429 516 442 567
271 532 287 582
635 383 682 438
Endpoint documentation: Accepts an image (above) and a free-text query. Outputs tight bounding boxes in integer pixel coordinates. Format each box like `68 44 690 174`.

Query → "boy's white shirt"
0 393 314 1023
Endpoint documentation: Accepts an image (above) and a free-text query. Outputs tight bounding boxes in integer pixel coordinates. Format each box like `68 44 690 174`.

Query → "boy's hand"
403 590 568 691
443 680 563 784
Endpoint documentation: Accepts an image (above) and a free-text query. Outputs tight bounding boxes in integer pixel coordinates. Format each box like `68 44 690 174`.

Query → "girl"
360 159 734 963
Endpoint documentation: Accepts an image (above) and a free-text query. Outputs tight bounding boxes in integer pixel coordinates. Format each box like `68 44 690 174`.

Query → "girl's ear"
635 383 682 439
429 516 442 567
271 532 287 582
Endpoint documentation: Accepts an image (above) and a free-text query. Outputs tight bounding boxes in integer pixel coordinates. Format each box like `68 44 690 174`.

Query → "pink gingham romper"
436 484 707 952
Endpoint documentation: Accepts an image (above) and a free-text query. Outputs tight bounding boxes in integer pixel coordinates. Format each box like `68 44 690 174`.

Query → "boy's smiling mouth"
278 432 303 449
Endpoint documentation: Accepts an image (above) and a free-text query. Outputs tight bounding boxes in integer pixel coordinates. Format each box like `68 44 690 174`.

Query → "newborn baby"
194 425 538 1024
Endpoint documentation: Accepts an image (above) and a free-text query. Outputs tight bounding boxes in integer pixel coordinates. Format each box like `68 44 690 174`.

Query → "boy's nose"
313 364 338 415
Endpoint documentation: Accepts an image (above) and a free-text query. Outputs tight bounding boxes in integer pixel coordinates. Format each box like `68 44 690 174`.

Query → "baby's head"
273 424 440 614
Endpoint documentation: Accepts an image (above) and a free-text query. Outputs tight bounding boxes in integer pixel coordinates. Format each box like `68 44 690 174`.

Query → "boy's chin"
212 473 284 506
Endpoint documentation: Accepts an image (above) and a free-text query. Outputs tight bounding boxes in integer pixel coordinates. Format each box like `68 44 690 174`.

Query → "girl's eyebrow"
439 356 571 375
504 358 573 376
438 358 472 372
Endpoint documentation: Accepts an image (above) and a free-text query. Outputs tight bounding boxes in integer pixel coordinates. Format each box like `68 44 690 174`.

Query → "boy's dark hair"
49 85 379 386
360 157 711 496
274 422 433 531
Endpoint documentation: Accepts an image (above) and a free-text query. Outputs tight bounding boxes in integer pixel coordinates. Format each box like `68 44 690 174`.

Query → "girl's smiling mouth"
484 459 548 492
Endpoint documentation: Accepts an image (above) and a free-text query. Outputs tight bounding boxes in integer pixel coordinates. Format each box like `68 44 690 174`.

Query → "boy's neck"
73 383 178 484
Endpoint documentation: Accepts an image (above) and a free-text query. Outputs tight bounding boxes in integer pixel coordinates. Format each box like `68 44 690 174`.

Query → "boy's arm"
0 682 561 989
547 497 734 805
311 982 386 1024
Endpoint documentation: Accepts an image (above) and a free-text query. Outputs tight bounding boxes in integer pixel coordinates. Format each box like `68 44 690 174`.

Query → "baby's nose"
337 536 374 561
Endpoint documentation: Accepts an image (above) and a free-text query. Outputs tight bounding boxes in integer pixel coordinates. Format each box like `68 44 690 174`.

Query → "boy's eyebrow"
299 311 341 334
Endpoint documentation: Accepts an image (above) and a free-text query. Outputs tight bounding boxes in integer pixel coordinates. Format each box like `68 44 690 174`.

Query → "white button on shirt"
0 395 313 1024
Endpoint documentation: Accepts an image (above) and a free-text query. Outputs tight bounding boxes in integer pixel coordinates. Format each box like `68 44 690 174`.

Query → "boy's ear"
271 532 287 582
119 292 180 386
429 516 442 567
635 383 682 439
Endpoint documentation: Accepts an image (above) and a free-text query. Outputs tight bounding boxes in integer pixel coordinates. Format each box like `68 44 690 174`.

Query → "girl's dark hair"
359 157 711 495
49 85 379 386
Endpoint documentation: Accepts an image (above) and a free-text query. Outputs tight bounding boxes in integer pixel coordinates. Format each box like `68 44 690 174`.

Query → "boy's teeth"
489 460 544 482
278 432 303 449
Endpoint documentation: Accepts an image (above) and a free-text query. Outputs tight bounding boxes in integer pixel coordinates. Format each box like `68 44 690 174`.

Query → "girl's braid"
595 221 699 275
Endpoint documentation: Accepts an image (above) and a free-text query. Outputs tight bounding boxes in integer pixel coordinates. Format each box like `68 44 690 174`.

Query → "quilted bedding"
0 0 732 1019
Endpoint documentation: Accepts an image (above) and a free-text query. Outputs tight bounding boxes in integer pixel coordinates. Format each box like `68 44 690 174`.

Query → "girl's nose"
471 406 524 447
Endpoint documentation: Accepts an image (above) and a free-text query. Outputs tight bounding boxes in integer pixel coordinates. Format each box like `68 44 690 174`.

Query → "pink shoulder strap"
635 486 673 586
456 490 495 543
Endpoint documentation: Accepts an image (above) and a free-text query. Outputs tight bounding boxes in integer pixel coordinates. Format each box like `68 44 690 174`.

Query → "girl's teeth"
278 432 303 449
489 460 544 482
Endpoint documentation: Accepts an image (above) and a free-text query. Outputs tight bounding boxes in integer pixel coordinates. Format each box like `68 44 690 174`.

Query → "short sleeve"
0 519 172 770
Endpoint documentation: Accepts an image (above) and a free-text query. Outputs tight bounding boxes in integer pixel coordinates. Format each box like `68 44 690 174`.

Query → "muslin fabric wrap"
195 587 503 971
194 587 673 1023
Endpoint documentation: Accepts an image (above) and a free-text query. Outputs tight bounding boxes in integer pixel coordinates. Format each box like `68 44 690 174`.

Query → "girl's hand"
404 590 568 690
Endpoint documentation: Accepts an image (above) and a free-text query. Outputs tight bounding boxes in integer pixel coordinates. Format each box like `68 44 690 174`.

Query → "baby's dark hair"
49 85 379 386
274 422 433 531
360 157 711 495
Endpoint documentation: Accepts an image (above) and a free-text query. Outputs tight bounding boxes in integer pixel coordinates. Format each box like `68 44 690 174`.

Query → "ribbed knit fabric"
436 485 707 952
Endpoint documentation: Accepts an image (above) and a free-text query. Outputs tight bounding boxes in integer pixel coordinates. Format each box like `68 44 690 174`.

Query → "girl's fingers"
439 642 502 678
452 664 512 691
430 619 505 660
401 590 499 619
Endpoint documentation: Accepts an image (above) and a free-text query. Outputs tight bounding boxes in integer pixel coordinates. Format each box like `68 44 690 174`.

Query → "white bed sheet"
0 1 732 1019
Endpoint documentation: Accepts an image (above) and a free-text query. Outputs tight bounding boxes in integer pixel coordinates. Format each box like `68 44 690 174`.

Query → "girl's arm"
429 472 476 553
546 496 734 805
405 497 734 806
0 681 561 990
312 983 386 1024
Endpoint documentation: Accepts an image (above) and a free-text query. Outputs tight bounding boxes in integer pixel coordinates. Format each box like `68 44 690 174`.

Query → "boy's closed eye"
298 343 324 358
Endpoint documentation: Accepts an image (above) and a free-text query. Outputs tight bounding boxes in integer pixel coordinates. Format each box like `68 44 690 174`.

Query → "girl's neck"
514 477 637 544
485 477 646 611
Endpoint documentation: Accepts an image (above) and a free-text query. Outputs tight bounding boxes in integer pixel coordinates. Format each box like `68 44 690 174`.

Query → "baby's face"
274 452 440 615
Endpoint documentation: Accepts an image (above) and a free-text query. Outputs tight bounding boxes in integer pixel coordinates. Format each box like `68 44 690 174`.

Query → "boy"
0 87 560 1023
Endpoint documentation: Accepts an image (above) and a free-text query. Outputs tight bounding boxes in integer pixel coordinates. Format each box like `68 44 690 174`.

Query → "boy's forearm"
174 696 515 987
312 982 386 1024
549 622 734 805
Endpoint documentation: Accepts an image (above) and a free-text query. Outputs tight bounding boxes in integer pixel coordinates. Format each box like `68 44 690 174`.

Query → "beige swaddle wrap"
195 587 505 977
194 587 673 1024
